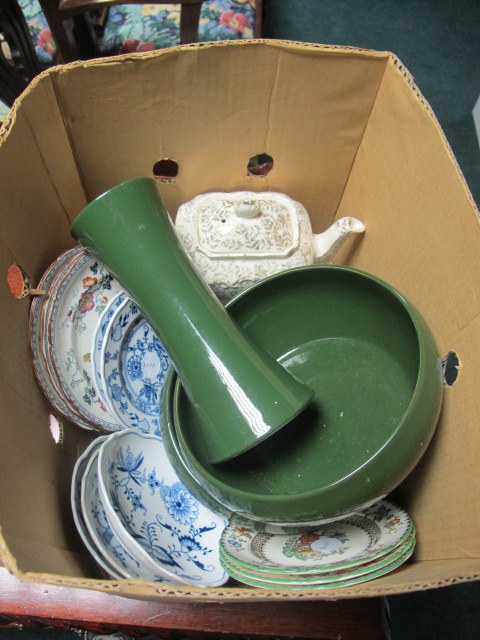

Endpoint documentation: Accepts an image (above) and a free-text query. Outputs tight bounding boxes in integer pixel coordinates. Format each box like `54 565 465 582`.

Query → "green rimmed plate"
220 499 412 574
220 535 415 590
220 530 415 584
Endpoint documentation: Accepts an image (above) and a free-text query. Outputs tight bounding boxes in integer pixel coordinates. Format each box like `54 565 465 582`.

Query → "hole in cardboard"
49 414 63 444
442 351 460 386
247 153 274 177
153 159 178 182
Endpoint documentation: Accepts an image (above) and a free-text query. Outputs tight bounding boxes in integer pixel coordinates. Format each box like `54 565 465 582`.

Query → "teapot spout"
313 217 365 263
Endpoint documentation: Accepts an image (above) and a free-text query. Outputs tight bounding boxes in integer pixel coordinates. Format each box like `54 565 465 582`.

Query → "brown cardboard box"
0 39 479 602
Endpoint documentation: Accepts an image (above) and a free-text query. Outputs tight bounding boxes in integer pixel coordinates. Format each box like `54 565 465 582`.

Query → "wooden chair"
0 0 43 106
37 0 206 63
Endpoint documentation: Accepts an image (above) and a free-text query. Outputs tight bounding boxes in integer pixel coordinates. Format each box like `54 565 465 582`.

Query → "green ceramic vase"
71 177 313 464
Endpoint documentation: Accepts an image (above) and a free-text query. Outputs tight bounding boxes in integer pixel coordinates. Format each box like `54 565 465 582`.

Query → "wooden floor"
0 569 384 639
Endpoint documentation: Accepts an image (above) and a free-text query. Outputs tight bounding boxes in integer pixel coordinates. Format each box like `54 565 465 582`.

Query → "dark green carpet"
264 1 480 637
263 0 480 207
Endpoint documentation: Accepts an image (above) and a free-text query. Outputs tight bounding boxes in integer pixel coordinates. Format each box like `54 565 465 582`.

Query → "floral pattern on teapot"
175 191 365 302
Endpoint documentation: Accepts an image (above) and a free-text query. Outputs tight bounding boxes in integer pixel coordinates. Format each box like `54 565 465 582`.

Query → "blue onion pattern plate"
47 252 124 431
101 299 170 435
81 446 175 583
97 429 229 587
91 290 127 409
71 436 122 578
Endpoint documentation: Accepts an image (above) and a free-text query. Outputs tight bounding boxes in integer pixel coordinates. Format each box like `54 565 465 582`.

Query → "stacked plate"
29 246 170 435
219 500 415 589
71 428 229 586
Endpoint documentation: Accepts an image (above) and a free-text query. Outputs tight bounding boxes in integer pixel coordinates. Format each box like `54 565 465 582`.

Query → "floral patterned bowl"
71 436 122 578
81 445 175 583
97 429 229 587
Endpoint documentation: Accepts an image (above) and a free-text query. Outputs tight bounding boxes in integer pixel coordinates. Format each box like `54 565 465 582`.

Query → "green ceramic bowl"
162 265 443 525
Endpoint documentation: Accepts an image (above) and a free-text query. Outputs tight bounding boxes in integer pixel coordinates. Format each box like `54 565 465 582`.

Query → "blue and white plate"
91 290 127 409
97 429 229 587
80 445 176 583
101 299 170 435
71 436 122 578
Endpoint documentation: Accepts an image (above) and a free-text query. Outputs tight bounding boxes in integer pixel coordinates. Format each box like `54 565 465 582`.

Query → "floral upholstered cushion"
18 0 55 66
18 0 258 64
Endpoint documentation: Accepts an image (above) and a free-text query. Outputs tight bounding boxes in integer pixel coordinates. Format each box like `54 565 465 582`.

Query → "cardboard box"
0 40 479 602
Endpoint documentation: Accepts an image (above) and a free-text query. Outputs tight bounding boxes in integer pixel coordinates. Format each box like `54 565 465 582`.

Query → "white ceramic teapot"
175 191 365 302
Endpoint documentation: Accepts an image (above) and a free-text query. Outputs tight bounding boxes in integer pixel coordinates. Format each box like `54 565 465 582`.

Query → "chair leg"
179 2 203 44
37 0 79 62
71 13 98 59
0 0 42 106
0 51 28 106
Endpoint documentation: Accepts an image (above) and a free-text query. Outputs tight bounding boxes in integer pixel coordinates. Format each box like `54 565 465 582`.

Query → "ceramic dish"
220 536 415 590
29 246 95 430
40 248 100 422
71 436 122 578
220 500 413 574
46 251 124 431
97 429 229 587
101 298 170 435
91 290 127 408
220 532 415 584
81 446 175 583
167 265 443 525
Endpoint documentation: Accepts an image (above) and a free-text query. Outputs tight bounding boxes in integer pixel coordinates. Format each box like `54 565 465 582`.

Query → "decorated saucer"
91 290 127 408
220 500 412 574
40 248 95 419
220 535 415 590
80 446 175 583
97 429 229 587
101 299 170 435
29 246 94 430
71 436 122 578
46 251 124 431
220 529 415 584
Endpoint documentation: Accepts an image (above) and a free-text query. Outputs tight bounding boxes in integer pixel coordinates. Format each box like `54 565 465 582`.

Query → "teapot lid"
189 191 300 259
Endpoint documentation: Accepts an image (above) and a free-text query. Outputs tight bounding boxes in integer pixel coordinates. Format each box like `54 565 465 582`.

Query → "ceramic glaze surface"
166 265 443 523
97 429 228 587
175 191 365 301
